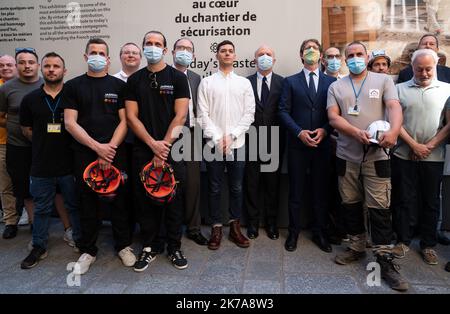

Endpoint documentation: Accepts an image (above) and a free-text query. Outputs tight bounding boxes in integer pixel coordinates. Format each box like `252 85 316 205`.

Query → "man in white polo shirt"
392 48 450 265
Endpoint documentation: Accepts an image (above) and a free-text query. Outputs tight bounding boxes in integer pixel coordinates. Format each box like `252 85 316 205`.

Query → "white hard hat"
366 120 390 144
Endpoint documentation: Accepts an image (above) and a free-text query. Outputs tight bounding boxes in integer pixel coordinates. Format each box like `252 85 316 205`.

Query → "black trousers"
287 148 330 236
244 160 281 227
133 146 185 253
391 156 442 248
73 146 131 256
184 129 201 233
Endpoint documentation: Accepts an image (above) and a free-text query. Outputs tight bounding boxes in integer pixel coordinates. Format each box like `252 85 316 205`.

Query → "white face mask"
175 50 193 67
257 54 273 71
144 46 164 64
87 55 107 72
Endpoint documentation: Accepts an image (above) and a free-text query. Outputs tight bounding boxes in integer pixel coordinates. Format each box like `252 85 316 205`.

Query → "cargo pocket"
336 157 346 177
374 160 391 178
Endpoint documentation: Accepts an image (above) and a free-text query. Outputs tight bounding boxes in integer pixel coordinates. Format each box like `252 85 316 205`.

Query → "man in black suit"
279 39 336 253
397 34 450 84
172 38 207 246
397 33 450 246
244 45 284 240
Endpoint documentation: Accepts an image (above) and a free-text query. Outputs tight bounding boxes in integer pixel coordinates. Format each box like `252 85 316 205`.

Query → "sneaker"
18 210 29 226
335 248 366 265
421 248 438 265
392 243 409 259
118 246 136 267
2 224 18 239
168 250 188 270
20 247 48 269
73 253 96 275
378 255 409 292
133 247 156 272
63 228 76 247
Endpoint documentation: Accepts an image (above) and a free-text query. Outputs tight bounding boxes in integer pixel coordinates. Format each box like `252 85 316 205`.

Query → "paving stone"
84 283 128 294
190 278 241 294
124 274 197 294
243 280 282 294
245 261 281 280
284 273 362 294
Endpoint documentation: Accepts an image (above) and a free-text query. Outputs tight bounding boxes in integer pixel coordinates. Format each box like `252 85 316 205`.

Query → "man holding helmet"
327 41 407 291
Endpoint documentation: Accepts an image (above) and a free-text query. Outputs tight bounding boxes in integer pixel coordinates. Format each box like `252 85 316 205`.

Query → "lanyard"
45 96 61 123
349 73 368 110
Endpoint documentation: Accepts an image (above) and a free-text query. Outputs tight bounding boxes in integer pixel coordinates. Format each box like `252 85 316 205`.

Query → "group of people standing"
0 30 449 292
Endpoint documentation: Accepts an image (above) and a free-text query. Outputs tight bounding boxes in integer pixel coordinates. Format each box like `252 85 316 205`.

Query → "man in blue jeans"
197 40 255 250
19 52 80 269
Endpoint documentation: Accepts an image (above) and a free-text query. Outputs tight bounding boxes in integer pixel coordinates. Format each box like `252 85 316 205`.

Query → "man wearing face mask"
279 39 336 253
171 38 208 246
63 38 135 275
125 31 190 272
322 47 343 79
327 41 407 291
244 45 284 240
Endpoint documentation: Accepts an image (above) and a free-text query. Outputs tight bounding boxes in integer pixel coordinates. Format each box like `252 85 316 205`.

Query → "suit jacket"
279 70 336 150
247 72 284 127
186 69 201 127
397 64 450 83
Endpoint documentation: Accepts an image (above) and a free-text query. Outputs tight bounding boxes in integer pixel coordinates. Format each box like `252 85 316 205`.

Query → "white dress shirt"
303 67 319 91
113 70 129 82
256 71 272 100
197 70 255 149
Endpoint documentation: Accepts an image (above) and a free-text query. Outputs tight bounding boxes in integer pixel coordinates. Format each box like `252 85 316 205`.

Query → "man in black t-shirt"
125 30 190 272
63 38 135 275
19 52 81 269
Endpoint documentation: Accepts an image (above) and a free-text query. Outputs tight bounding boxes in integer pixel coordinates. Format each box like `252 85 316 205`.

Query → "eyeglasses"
326 54 341 60
175 45 194 53
148 72 158 89
15 47 36 54
371 49 386 58
15 47 38 59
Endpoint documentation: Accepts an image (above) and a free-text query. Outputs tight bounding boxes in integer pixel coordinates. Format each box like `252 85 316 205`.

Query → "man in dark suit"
397 34 450 84
279 39 336 253
396 33 450 246
172 38 207 246
244 45 284 240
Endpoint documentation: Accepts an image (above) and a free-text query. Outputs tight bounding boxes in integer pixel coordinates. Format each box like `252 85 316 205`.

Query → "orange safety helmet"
83 160 126 197
140 161 177 204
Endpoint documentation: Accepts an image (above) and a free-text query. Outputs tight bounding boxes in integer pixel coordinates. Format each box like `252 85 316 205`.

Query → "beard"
44 76 64 85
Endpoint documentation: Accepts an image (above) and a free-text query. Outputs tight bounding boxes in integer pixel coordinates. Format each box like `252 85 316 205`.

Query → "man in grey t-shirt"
0 48 43 239
327 41 407 291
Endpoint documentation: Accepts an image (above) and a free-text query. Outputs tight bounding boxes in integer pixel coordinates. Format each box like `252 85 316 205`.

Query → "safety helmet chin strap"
143 165 174 194
86 167 119 193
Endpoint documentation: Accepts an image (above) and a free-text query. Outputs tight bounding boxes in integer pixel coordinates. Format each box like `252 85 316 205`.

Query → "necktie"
261 76 269 106
308 72 317 99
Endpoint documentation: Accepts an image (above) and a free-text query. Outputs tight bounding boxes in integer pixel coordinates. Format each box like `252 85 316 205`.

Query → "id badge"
348 105 360 116
47 123 61 133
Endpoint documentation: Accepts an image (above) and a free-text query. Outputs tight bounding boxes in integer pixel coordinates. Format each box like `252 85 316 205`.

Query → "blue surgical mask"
87 55 107 72
327 58 341 73
347 57 366 75
144 46 164 64
175 50 193 67
257 54 273 71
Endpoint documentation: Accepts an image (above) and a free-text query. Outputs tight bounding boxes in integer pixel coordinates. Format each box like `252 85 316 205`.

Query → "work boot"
377 254 409 292
229 220 250 248
208 226 222 250
335 248 366 265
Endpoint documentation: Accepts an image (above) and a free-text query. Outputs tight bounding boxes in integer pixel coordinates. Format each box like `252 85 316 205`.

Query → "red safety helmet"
140 161 177 204
83 160 126 198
